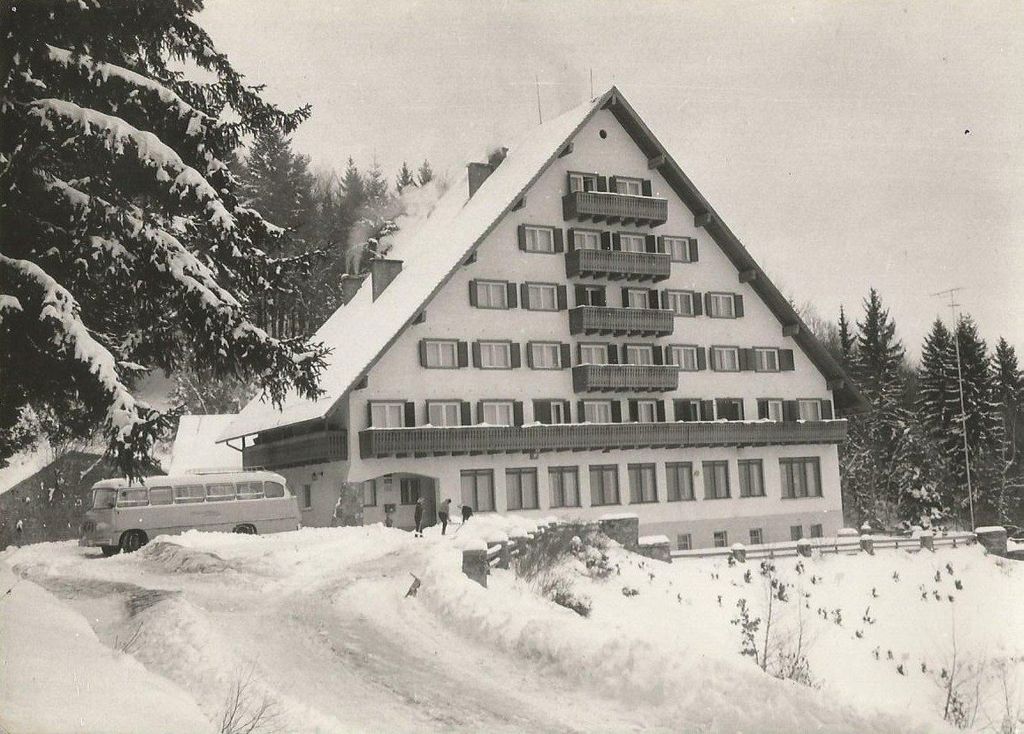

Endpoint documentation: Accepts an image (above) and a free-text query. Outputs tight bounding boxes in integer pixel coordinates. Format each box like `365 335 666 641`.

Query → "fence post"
860 535 874 555
462 547 489 588
919 532 935 552
730 543 747 563
796 539 812 558
497 540 511 569
974 527 1008 556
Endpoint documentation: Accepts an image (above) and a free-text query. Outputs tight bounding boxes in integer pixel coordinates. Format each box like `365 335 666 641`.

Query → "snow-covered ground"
2 520 1021 733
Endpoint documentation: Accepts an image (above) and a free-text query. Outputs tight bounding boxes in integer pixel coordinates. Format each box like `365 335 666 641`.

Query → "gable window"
480 401 514 426
614 177 643 196
529 342 562 369
582 400 612 423
423 339 459 368
663 236 693 263
625 344 654 365
754 347 779 372
478 341 512 369
780 457 823 498
798 399 822 421
711 346 740 372
625 288 650 309
713 530 729 548
475 280 509 309
677 534 692 550
461 469 495 512
549 466 581 507
738 459 765 498
665 290 695 317
573 229 601 250
525 283 558 311
707 292 737 318
703 460 730 499
427 401 462 427
589 464 620 506
524 225 555 253
579 343 608 365
749 528 764 545
576 284 606 307
568 172 598 193
636 399 659 423
668 345 699 371
618 233 646 253
666 462 695 501
628 463 658 504
506 468 539 511
370 401 406 428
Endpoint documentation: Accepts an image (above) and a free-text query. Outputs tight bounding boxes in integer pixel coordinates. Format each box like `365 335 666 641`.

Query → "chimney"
467 162 494 198
370 259 403 301
338 274 367 304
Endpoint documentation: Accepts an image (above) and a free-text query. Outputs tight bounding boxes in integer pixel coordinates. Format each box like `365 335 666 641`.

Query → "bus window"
117 488 149 507
206 483 235 502
149 487 174 505
236 481 263 499
264 481 285 498
92 488 117 509
174 484 206 504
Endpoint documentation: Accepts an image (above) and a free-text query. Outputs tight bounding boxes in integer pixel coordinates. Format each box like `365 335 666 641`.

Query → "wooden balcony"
243 429 347 470
572 364 679 392
565 249 671 282
359 420 848 458
562 191 668 227
569 306 674 336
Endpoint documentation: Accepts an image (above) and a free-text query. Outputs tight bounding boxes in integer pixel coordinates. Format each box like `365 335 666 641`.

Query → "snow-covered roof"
170 414 243 472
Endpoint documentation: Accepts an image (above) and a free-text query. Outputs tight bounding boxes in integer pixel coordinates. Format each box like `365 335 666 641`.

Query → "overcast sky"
200 0 1023 361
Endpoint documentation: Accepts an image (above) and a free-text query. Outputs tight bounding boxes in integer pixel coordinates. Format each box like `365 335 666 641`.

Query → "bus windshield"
92 488 117 509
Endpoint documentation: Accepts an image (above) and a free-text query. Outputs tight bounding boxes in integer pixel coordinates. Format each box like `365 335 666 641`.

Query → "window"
428 401 462 427
529 342 562 369
668 345 699 371
810 524 823 539
526 283 558 311
206 483 234 502
301 484 312 510
174 484 205 503
116 488 149 507
568 172 598 193
149 487 173 505
798 399 822 421
667 462 695 501
614 177 643 195
370 401 406 428
711 346 740 372
549 401 569 424
713 531 729 548
618 233 645 253
461 469 495 512
549 467 580 508
790 525 803 541
263 481 285 498
738 459 765 498
663 236 693 263
625 289 650 309
675 399 703 422
523 225 555 253
636 399 658 423
716 398 744 421
398 478 421 505
625 344 654 365
480 401 514 426
582 400 612 423
780 457 823 498
589 464 620 505
754 348 779 372
677 533 692 551
535 399 570 424
765 399 784 422
573 229 601 250
579 343 608 365
475 280 508 309
506 468 539 511
478 341 512 369
236 481 264 499
749 528 764 545
665 290 695 317
576 284 606 307
707 293 736 318
424 339 458 368
628 463 658 503
362 480 377 507
703 461 730 499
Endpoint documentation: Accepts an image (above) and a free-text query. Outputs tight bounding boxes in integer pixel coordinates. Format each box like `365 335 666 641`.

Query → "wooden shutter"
574 284 587 307
468 280 478 307
595 287 607 307
553 229 564 253
600 231 613 251
700 399 715 421
673 399 685 422
820 400 834 420
649 288 660 308
476 400 485 424
757 399 768 419
621 286 630 307
628 399 638 422
513 401 524 426
517 224 527 251
608 176 618 194
696 347 707 371
611 232 621 251
404 401 416 427
779 349 795 371
457 341 469 367
460 401 471 426
556 285 567 310
366 402 374 427
688 238 699 262
740 348 755 371
641 179 653 196
736 400 745 420
610 400 622 423
519 283 530 310
704 292 713 316
563 400 573 423
692 292 703 316
656 235 665 254
566 228 576 251
655 400 666 422
577 400 586 422
525 342 535 369
506 282 518 308
734 294 744 317
471 341 481 368
534 400 551 425
782 400 799 422
644 234 657 253
418 340 428 367
510 342 521 368
715 398 727 421
652 345 664 365
596 175 608 192
607 344 618 364
559 343 571 369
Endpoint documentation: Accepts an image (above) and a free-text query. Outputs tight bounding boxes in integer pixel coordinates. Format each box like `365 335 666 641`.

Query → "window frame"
662 236 693 263
549 466 581 508
400 477 421 505
798 399 823 421
149 486 174 505
624 288 651 309
528 341 562 370
749 528 764 545
624 343 655 366
676 533 693 551
568 172 599 193
765 398 784 422
524 282 560 312
614 177 643 196
461 469 496 512
362 480 377 507
301 484 312 510
572 228 602 250
426 400 463 427
779 457 823 499
711 346 740 372
753 347 780 372
423 339 459 369
617 232 646 253
666 462 695 502
505 467 539 511
589 464 620 506
478 340 513 370
635 399 659 423
474 279 510 310
713 530 729 548
707 292 737 319
479 400 515 426
738 459 766 498
578 342 609 365
668 345 699 371
369 400 406 428
582 400 613 424
627 463 658 504
523 225 556 253
702 460 731 500
664 290 696 317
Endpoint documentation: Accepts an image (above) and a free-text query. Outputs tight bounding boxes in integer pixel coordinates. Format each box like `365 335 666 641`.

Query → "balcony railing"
569 306 674 336
565 249 671 282
243 429 347 470
359 420 848 458
562 191 668 227
572 364 679 392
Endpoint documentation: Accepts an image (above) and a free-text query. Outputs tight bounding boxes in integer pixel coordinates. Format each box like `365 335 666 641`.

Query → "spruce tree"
395 161 417 193
991 338 1024 523
917 319 957 441
340 157 366 213
417 159 434 186
0 0 327 474
837 305 855 366
363 159 389 207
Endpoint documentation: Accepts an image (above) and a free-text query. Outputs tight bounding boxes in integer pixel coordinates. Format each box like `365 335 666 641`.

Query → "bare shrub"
219 665 281 734
513 523 602 617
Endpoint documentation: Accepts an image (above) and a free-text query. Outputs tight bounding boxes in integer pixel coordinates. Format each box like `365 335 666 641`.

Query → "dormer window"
614 177 643 196
568 172 599 193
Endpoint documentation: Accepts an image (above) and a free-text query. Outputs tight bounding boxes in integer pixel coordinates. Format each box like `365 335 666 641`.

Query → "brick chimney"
467 162 494 198
370 259 403 301
338 274 367 304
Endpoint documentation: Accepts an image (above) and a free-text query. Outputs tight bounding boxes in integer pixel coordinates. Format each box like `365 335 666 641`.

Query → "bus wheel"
100 545 119 557
233 524 256 535
119 530 147 554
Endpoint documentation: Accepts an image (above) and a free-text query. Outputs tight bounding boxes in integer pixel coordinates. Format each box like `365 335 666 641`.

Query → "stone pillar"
796 539 812 558
975 527 1008 556
599 514 640 550
919 533 935 552
730 544 747 563
637 537 672 563
462 548 489 588
860 535 874 555
497 541 511 570
334 483 364 527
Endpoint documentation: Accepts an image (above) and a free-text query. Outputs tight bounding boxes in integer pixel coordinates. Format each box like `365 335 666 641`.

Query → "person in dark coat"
438 498 452 535
461 503 473 523
413 497 425 537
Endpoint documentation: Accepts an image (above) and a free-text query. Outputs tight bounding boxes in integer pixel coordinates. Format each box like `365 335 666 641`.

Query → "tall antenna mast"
931 286 974 529
535 74 543 124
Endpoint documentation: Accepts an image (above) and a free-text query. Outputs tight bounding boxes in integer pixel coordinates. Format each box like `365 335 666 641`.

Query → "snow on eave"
219 90 614 443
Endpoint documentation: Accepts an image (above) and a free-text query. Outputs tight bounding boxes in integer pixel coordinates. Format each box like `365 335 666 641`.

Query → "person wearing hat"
413 497 425 537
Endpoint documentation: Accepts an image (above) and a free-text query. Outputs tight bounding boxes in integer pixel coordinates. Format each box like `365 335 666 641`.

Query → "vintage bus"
79 470 301 556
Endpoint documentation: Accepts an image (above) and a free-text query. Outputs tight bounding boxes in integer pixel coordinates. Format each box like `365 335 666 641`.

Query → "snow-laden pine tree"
417 159 434 186
991 338 1024 523
395 161 417 193
0 0 327 474
837 305 855 368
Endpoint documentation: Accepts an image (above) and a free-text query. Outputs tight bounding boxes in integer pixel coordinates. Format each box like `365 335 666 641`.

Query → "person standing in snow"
413 497 425 537
438 498 452 535
461 503 473 524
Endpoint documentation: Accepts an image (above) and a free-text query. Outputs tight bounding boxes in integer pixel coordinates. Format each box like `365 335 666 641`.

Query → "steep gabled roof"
221 86 864 443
